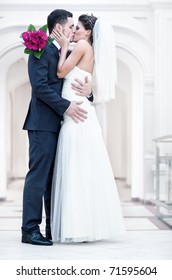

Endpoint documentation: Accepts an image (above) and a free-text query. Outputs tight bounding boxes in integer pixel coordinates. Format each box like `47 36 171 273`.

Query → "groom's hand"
66 101 88 123
71 76 92 97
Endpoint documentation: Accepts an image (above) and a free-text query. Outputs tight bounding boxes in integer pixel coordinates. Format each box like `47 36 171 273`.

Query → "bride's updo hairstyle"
78 14 97 44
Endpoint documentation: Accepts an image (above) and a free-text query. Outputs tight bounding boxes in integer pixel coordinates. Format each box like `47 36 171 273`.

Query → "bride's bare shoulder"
76 39 92 49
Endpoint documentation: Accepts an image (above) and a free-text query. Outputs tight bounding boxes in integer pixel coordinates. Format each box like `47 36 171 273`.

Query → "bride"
51 14 125 243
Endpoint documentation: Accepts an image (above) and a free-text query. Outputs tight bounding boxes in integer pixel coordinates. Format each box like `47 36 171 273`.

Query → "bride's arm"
57 40 86 78
52 30 93 98
52 29 87 78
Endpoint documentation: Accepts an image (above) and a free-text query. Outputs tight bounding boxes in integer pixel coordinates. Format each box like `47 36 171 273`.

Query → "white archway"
0 20 153 201
106 60 131 184
0 44 28 198
103 22 153 200
115 46 144 199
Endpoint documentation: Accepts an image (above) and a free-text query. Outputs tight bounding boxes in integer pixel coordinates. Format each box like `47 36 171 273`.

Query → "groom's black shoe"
22 232 53 246
46 233 52 240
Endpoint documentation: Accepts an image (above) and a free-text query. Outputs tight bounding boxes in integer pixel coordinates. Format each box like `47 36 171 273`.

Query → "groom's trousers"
22 130 59 234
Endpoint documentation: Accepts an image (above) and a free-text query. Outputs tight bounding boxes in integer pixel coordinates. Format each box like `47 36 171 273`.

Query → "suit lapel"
50 43 60 59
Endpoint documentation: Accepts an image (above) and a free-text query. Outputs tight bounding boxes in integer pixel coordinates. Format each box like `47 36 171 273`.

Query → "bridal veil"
92 19 117 103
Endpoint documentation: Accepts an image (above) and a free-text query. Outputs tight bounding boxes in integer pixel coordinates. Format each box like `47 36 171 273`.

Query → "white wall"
106 60 131 181
0 0 172 202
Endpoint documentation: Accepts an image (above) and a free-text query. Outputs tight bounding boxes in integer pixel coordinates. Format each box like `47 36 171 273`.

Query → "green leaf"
27 24 36 31
47 37 54 45
39 24 47 33
34 49 44 59
24 48 32 54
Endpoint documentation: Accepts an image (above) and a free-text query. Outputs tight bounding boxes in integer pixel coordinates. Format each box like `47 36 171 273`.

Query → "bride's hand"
52 29 70 48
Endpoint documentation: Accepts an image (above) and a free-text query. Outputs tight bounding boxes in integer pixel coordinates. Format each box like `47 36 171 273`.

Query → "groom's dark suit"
22 43 70 236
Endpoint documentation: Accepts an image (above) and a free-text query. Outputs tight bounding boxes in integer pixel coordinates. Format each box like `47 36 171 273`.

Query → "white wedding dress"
51 66 125 243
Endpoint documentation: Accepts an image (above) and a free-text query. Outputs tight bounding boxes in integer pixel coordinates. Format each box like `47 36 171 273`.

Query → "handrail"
153 135 172 143
152 134 172 225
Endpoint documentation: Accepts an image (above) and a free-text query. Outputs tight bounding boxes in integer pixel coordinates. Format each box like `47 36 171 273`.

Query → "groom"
21 9 92 246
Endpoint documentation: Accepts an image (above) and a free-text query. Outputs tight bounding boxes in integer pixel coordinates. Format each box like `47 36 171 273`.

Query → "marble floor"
0 179 172 260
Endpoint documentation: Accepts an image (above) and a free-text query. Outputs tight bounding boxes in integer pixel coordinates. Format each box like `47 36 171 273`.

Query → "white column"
0 75 7 199
152 2 172 136
144 77 155 200
131 73 144 199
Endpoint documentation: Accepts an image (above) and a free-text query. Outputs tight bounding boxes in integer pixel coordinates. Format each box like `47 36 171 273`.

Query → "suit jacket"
23 43 70 132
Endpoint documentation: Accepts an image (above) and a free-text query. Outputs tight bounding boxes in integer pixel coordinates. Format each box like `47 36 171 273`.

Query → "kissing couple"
21 9 125 246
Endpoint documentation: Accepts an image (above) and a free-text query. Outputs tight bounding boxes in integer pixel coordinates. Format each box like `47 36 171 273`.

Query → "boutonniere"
21 24 54 59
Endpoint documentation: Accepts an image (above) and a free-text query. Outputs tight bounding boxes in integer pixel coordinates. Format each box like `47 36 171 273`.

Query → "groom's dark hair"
47 9 73 34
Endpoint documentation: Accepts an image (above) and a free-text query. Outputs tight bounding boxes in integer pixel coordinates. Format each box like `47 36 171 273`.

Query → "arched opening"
106 59 132 200
109 46 144 200
5 57 30 184
7 85 30 180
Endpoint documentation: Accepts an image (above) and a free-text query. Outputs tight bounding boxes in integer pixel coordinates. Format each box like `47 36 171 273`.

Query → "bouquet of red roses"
21 24 53 59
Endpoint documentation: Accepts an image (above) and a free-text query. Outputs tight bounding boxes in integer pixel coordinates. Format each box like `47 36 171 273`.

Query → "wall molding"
0 3 152 12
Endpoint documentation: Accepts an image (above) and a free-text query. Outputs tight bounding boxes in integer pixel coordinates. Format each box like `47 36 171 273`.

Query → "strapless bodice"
62 66 92 102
